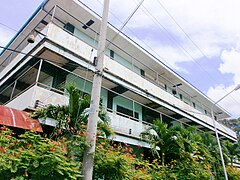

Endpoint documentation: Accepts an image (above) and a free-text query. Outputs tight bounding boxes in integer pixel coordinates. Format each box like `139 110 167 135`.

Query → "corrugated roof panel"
0 105 43 132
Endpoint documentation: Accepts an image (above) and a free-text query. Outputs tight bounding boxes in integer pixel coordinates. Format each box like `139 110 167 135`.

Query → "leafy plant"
0 127 81 179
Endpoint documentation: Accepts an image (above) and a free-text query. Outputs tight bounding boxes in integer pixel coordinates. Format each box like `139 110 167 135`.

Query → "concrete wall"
7 85 68 110
45 23 236 140
108 112 147 138
47 23 96 64
104 57 236 140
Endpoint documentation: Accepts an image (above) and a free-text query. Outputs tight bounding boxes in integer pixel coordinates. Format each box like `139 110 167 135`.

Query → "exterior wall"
104 57 236 140
7 85 68 110
2 22 236 140
47 23 96 64
108 112 147 138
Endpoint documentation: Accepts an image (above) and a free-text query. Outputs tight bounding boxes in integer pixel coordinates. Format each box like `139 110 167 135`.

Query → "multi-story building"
0 0 237 147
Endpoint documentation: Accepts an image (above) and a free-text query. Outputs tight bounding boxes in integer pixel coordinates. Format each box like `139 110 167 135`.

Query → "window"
142 106 159 124
116 105 139 120
110 50 114 59
192 102 196 108
179 94 183 100
140 69 145 77
164 84 167 91
64 23 75 33
204 110 207 115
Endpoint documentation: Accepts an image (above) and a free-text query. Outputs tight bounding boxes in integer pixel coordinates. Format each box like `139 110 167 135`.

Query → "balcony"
6 84 68 111
0 57 236 141
0 5 227 122
0 5 236 141
4 83 148 141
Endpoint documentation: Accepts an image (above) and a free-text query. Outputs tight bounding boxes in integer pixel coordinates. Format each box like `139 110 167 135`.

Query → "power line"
155 0 208 59
1 1 239 116
152 0 240 112
0 45 235 139
87 0 240 118
110 0 240 114
35 59 231 137
105 0 144 49
137 1 218 79
0 3 237 143
0 22 18 32
0 45 86 69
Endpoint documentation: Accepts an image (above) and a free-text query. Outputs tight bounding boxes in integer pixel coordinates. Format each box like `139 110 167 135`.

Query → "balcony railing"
0 4 236 141
45 5 212 117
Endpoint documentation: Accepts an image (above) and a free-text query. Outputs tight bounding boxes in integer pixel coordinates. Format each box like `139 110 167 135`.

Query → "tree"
32 84 114 177
141 119 214 179
4 84 239 179
32 84 113 139
223 140 240 165
219 118 240 140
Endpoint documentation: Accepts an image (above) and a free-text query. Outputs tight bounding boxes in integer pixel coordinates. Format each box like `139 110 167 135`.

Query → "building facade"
0 0 237 146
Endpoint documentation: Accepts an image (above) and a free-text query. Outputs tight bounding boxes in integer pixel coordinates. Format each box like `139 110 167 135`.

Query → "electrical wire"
94 0 224 109
0 37 239 120
148 0 240 108
105 0 144 49
106 0 240 114
0 2 238 138
0 4 235 142
38 59 227 136
0 45 235 139
0 22 18 33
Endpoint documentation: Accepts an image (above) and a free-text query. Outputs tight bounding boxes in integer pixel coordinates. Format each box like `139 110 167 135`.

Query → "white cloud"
80 0 240 67
66 0 240 116
97 0 240 71
207 39 240 118
219 47 240 83
207 84 240 118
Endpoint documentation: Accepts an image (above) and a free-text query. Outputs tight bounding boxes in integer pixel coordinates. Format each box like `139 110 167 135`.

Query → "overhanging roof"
0 105 43 132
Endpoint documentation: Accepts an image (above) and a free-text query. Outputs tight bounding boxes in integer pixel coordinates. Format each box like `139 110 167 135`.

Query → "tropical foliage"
220 118 240 139
141 119 240 179
141 119 214 179
1 84 240 179
0 127 81 180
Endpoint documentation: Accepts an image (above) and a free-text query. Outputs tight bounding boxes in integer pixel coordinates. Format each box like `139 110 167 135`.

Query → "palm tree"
223 140 240 165
141 119 192 165
142 119 214 167
32 83 113 137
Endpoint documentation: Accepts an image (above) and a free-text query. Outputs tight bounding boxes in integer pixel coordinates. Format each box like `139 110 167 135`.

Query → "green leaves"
32 160 39 168
13 84 240 179
0 127 81 179
141 119 221 179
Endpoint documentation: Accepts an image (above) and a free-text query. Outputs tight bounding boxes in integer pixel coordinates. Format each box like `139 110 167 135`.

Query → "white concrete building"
0 0 237 145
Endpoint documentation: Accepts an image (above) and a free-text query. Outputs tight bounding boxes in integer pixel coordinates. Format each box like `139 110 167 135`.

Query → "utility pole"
82 0 110 179
210 84 240 180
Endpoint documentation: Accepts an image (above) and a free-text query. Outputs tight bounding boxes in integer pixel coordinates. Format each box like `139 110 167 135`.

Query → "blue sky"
1 0 240 118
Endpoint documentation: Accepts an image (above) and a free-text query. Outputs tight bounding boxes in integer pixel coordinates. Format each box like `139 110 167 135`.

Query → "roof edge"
0 0 48 56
